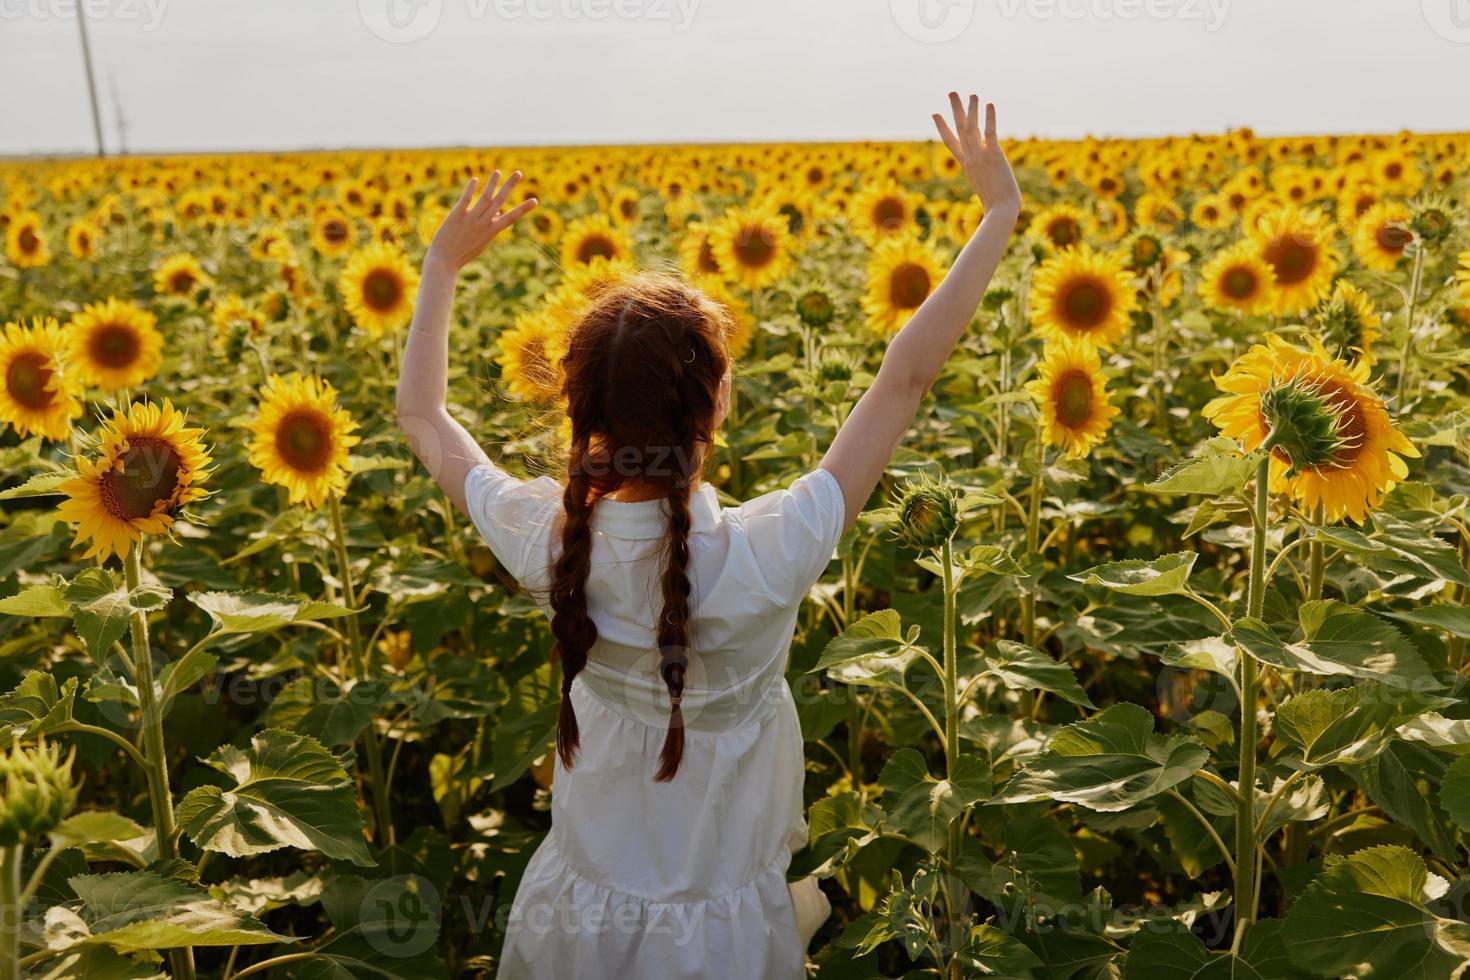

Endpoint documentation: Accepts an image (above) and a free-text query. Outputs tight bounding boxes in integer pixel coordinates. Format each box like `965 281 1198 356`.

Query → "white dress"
463 463 847 980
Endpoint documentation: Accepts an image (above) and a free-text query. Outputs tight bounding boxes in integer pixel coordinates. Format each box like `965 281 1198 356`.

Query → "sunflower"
1247 206 1340 316
608 187 643 227
210 294 266 355
57 400 212 560
678 222 725 285
1368 149 1423 198
153 253 211 299
5 211 49 269
65 298 164 392
560 214 632 268
0 318 83 441
862 235 944 335
1315 280 1381 365
311 207 356 256
247 374 360 509
66 220 100 261
701 280 755 359
1203 335 1418 523
1026 203 1094 253
1198 242 1277 315
1351 202 1414 272
1190 193 1233 231
526 205 565 245
496 309 567 404
339 242 418 337
848 180 919 245
1028 245 1138 351
708 205 794 291
1025 341 1119 459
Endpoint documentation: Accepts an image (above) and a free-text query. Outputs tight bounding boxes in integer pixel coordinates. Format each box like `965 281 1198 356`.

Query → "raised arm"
820 94 1021 529
395 172 538 514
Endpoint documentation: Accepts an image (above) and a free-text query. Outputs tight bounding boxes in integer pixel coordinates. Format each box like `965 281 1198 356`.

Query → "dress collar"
589 484 722 540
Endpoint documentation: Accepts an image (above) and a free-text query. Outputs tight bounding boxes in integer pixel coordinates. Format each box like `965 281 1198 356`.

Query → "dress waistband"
575 657 791 736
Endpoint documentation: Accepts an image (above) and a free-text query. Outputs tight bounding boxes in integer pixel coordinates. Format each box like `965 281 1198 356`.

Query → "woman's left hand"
426 171 538 272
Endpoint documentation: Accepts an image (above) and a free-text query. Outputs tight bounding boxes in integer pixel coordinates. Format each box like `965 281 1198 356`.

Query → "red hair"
549 272 731 781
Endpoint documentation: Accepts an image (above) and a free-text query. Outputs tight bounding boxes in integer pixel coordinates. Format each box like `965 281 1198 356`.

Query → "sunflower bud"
1259 374 1354 477
796 288 835 328
0 741 77 846
816 350 856 385
893 478 962 552
1315 283 1380 362
1410 197 1458 246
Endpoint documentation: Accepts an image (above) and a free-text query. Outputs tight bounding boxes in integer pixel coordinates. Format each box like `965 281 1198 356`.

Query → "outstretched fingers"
948 91 968 142
479 171 523 221
452 178 479 215
491 197 539 234
933 113 963 160
985 102 998 144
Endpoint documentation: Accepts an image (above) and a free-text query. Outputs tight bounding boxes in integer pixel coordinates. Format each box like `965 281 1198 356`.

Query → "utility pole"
109 71 129 155
76 4 106 156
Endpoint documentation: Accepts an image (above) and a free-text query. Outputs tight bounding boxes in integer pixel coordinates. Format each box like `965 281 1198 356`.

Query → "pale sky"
3 0 1467 156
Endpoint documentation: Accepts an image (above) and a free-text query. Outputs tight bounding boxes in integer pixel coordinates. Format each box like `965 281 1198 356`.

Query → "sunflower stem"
326 494 394 847
1233 452 1271 940
842 552 864 801
940 537 967 972
1020 437 1045 649
1394 244 1426 406
123 545 196 980
0 844 20 980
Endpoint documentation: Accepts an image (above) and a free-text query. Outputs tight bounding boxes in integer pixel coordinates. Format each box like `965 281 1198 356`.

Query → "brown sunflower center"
6 353 54 410
1385 161 1403 180
1057 276 1113 331
1375 222 1412 255
872 197 906 232
1054 370 1094 429
89 323 141 369
1048 217 1081 249
1222 265 1260 301
18 227 39 254
322 219 349 246
99 436 183 521
1263 236 1319 286
697 239 720 275
169 270 197 295
889 262 932 310
732 225 776 269
361 268 404 313
576 234 617 264
274 409 334 474
619 199 637 220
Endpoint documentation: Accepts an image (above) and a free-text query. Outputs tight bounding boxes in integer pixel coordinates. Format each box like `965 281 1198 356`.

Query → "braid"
653 452 696 782
549 444 599 769
551 271 732 783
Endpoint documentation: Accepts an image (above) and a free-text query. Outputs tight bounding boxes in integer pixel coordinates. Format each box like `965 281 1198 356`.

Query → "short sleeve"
730 467 847 606
463 463 562 587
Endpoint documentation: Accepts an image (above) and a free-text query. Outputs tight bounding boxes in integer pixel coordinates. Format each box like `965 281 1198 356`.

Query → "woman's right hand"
933 93 1021 217
425 171 538 273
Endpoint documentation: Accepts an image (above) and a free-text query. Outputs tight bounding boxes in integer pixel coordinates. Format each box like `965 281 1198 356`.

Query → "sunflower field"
2 128 1470 979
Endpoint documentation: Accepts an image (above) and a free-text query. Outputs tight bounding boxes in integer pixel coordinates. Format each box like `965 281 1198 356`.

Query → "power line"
76 4 107 157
